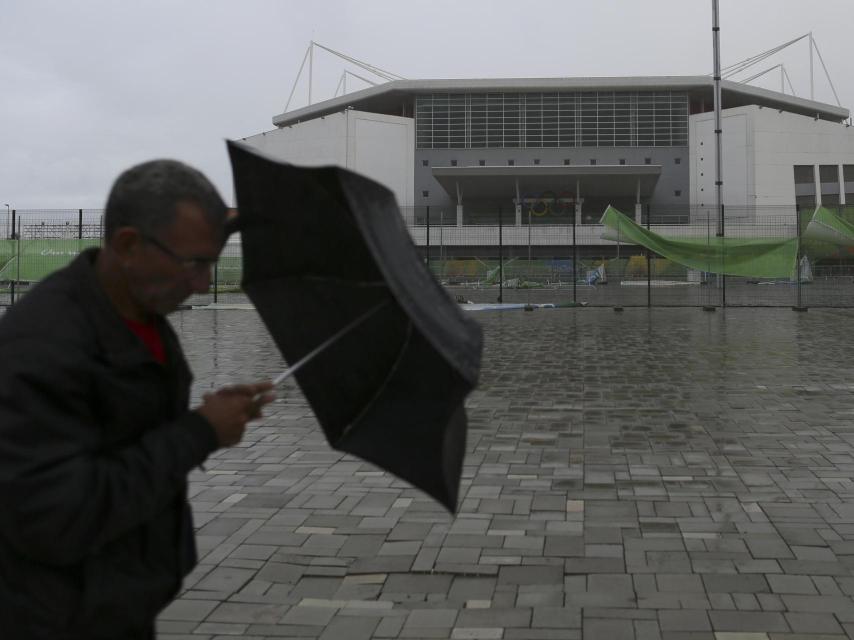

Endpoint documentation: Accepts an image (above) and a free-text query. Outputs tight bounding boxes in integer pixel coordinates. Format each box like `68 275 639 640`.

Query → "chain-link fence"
1 210 103 306
3 204 854 309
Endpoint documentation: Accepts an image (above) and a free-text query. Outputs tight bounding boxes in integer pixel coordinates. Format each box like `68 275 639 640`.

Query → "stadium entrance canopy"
431 165 661 205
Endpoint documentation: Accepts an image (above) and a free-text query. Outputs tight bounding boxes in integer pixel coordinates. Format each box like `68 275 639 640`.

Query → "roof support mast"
811 35 842 108
334 70 378 98
284 42 405 113
810 32 814 100
723 32 841 109
739 64 796 96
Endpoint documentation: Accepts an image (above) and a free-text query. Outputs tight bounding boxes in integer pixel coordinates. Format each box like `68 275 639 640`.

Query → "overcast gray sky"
3 0 853 210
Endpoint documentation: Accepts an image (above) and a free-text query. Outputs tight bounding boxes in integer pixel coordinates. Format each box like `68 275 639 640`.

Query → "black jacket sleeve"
0 337 219 567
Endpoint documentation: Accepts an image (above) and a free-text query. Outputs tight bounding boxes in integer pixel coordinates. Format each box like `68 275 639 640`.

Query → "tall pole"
4 204 8 239
712 0 726 309
712 0 724 240
78 208 83 240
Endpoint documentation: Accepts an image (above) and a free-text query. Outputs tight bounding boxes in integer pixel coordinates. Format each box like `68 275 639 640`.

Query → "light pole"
712 0 726 307
4 204 8 239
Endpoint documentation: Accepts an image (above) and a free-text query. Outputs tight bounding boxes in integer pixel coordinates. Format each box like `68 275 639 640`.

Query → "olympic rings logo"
518 191 576 217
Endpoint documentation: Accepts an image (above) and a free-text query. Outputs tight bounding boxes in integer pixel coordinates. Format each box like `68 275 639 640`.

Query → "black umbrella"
226 140 483 512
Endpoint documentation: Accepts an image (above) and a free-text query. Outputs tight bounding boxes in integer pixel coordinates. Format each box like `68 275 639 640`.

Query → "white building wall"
240 110 415 208
243 113 348 166
690 109 752 210
751 107 854 206
691 105 854 210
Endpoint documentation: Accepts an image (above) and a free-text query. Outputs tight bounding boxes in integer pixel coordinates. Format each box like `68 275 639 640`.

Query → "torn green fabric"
804 206 854 246
599 206 798 278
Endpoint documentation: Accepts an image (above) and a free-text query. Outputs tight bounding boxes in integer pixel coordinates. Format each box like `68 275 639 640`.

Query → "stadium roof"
272 76 849 127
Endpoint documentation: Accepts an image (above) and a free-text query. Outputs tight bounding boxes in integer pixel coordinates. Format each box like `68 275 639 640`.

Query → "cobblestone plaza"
161 307 854 639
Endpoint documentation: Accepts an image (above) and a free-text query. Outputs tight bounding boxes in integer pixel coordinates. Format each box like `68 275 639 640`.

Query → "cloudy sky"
3 0 853 210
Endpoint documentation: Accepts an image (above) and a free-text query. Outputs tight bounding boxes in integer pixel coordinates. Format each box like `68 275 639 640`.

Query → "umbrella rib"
339 318 414 440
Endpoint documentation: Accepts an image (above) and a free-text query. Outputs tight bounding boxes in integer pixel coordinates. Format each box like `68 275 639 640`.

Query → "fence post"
793 204 807 311
13 212 21 306
498 206 503 303
425 205 430 272
525 203 532 309
213 260 219 304
720 203 726 308
646 203 651 308
78 208 83 240
572 201 577 304
703 210 716 312
439 212 444 281
10 210 16 305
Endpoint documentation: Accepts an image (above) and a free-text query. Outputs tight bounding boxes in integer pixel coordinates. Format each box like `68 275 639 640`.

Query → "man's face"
122 201 222 316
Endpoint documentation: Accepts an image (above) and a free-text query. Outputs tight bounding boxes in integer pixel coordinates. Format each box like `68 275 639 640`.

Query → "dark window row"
416 91 689 149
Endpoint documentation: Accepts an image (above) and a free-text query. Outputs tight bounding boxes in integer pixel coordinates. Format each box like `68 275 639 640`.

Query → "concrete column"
515 179 522 226
839 164 847 206
814 164 822 207
634 179 642 223
575 179 582 225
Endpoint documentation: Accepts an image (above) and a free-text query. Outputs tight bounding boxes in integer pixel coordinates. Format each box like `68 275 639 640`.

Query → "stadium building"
239 76 854 264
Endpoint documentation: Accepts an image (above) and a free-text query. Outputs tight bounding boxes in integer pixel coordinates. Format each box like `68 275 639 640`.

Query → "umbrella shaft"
270 299 390 387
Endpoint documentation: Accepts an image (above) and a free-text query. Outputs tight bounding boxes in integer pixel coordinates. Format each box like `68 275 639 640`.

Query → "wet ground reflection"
162 307 854 638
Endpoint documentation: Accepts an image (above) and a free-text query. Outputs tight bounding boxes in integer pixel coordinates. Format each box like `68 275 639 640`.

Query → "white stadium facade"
238 76 854 261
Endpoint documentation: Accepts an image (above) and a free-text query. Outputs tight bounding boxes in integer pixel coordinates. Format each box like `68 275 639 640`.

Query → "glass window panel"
791 165 812 186
820 164 839 184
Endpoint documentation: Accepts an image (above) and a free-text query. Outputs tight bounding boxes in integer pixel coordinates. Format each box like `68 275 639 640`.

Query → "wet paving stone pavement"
160 307 854 639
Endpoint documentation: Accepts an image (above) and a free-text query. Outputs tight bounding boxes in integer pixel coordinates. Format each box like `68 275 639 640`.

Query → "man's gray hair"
104 160 227 239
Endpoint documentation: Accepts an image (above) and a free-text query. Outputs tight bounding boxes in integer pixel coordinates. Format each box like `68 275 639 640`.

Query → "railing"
3 205 854 309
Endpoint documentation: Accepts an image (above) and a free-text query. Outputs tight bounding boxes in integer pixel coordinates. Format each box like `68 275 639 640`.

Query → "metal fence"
3 205 854 309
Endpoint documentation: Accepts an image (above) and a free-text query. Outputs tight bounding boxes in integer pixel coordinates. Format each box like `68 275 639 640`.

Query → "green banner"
599 206 799 278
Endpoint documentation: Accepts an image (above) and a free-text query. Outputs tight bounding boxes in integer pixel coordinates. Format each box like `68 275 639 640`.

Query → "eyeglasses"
142 234 218 272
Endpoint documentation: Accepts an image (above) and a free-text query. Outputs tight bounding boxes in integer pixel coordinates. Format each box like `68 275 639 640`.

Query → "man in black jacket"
0 160 273 638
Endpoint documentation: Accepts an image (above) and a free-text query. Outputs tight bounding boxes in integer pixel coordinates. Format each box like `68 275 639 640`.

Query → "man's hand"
196 381 275 447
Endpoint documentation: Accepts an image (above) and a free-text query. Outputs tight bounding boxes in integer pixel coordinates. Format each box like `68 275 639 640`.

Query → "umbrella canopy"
226 140 483 512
